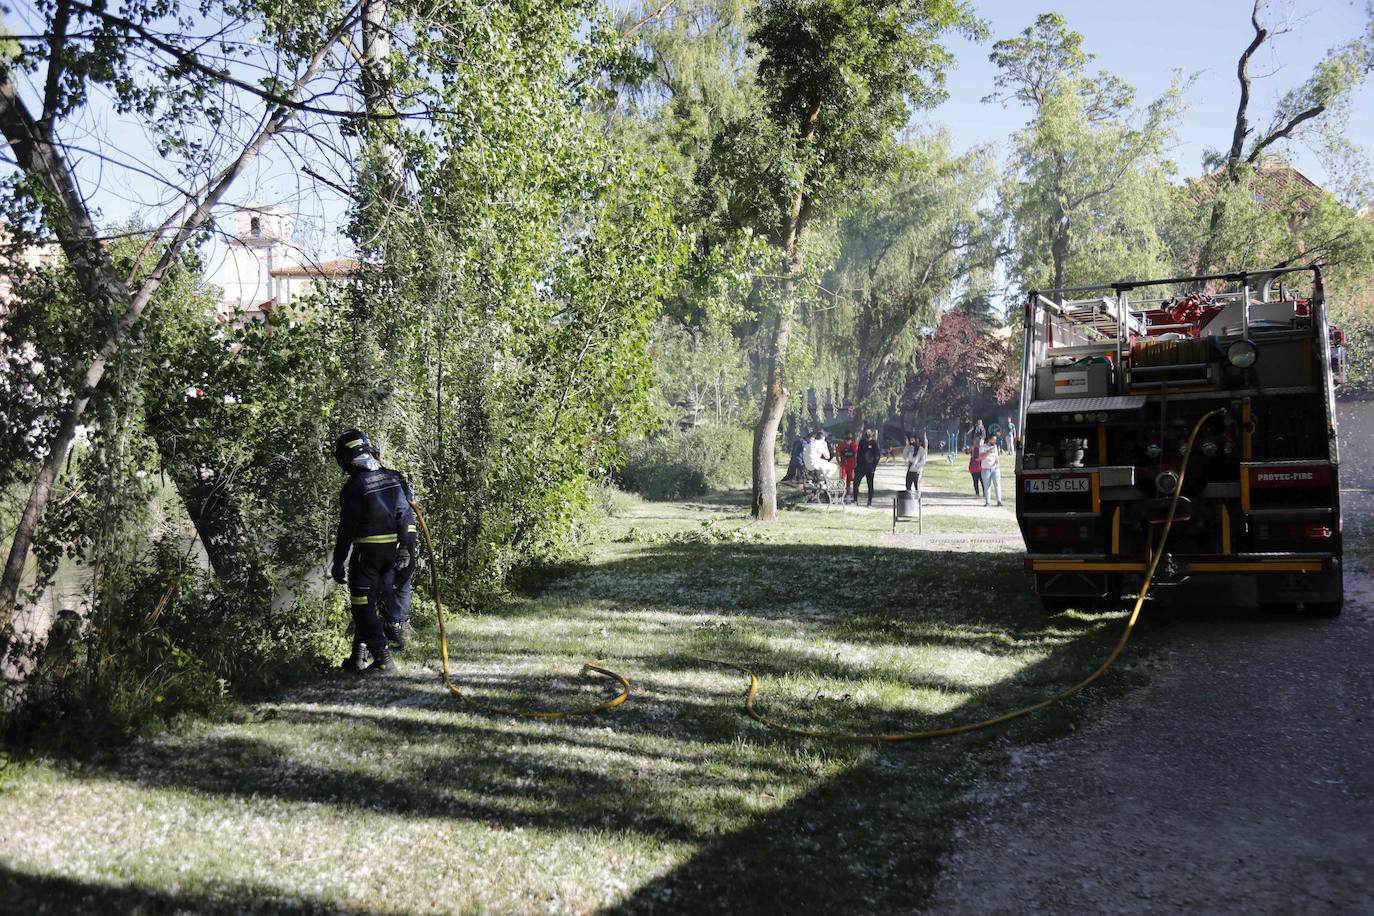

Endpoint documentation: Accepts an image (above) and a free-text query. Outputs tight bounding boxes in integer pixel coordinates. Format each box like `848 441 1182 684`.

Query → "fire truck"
1015 265 1344 615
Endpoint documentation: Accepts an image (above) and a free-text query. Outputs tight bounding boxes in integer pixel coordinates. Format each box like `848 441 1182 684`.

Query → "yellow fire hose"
407 408 1218 739
699 408 1224 742
410 503 630 718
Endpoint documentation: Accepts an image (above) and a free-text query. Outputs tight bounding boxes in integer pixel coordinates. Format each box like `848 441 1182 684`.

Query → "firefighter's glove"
331 562 347 584
394 545 412 575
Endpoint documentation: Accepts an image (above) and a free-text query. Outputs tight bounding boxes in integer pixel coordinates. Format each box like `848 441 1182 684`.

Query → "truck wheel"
1084 574 1125 612
1306 598 1343 618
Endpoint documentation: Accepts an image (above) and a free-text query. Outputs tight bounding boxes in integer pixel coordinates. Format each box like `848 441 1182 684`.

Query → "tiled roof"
1250 158 1320 211
1191 156 1323 213
269 257 360 279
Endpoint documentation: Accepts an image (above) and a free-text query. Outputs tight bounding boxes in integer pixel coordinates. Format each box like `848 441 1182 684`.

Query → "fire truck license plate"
1024 477 1089 494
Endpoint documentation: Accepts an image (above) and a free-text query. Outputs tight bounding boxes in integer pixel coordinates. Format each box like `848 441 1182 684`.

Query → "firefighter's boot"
340 640 368 673
364 643 397 675
383 620 410 651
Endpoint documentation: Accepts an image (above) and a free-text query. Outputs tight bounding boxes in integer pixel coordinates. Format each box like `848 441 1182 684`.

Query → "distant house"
1246 156 1323 214
0 226 60 310
1192 155 1323 212
218 206 357 321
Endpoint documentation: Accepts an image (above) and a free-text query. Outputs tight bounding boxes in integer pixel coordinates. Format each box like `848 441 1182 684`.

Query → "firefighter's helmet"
333 429 373 471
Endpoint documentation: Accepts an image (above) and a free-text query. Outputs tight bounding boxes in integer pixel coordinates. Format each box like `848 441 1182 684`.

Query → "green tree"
0 1 358 623
990 12 1182 291
336 0 688 602
615 0 759 170
821 133 997 428
1193 0 1374 274
699 0 983 520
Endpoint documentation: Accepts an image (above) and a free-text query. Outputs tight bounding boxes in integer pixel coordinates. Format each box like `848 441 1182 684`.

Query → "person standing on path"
979 433 1003 506
967 439 984 496
902 434 927 492
836 431 858 492
854 426 881 507
782 434 806 482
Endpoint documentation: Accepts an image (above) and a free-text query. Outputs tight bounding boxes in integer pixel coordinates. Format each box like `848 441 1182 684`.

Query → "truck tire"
1084 574 1125 612
1306 598 1343 618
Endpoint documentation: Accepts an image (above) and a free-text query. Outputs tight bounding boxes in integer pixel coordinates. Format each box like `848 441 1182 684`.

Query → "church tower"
221 206 297 315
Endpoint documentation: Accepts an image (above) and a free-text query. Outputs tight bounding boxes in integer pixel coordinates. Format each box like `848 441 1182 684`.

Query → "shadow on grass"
523 539 1027 612
0 864 369 915
24 534 1279 914
57 589 1130 914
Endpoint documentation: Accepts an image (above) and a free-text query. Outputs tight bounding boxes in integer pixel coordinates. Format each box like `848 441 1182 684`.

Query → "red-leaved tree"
902 310 1017 425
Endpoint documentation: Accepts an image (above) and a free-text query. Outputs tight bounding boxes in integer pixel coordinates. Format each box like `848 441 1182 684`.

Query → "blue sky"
926 0 1374 184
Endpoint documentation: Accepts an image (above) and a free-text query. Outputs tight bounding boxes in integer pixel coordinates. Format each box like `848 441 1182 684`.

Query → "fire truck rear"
1015 265 1344 615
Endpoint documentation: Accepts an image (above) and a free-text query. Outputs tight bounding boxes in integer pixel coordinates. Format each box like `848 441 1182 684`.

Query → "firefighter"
360 440 415 651
331 429 418 674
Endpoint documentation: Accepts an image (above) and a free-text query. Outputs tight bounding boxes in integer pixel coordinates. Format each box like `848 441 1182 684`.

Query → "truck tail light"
1256 521 1331 540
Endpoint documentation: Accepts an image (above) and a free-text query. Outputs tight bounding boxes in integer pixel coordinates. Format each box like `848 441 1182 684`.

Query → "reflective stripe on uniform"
345 438 365 448
351 594 369 605
406 525 417 533
353 534 398 544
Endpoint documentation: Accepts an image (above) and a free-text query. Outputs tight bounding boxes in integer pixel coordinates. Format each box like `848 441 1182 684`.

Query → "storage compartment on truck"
1036 362 1112 399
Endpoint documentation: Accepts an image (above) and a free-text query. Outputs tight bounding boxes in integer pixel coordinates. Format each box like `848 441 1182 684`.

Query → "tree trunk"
854 288 875 420
359 0 404 210
750 100 820 520
751 291 793 520
1197 0 1266 275
166 462 254 582
1052 206 1070 291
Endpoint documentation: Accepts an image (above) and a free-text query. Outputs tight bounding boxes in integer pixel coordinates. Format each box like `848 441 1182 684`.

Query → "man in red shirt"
836 432 858 490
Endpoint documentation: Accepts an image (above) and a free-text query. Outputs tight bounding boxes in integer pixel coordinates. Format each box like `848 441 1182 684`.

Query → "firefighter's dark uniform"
331 432 417 667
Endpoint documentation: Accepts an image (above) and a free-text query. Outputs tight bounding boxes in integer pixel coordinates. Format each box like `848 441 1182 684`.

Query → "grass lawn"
0 460 1142 914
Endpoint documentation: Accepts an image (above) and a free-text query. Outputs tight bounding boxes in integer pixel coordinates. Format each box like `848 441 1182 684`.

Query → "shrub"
616 426 753 500
590 479 641 518
10 553 349 750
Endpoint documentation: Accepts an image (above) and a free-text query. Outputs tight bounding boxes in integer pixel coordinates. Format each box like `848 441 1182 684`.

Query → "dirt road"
927 496 1374 914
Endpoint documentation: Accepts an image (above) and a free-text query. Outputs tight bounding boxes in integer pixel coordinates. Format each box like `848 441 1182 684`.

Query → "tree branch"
621 0 679 40
1227 0 1269 174
40 0 73 138
1248 104 1327 161
65 1 422 121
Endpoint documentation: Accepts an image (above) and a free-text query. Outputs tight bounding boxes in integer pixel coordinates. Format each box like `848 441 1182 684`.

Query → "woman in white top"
901 435 927 492
979 434 1003 506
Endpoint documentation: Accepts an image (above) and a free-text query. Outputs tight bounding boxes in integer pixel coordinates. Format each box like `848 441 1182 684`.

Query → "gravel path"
926 493 1374 915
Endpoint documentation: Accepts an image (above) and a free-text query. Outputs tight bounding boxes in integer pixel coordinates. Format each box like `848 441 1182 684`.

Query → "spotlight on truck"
1227 339 1258 368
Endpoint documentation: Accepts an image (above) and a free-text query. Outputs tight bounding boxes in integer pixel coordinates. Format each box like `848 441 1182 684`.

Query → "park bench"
802 470 848 507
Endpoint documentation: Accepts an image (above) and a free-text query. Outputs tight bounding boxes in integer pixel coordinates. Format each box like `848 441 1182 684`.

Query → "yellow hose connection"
701 408 1225 742
410 503 630 718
